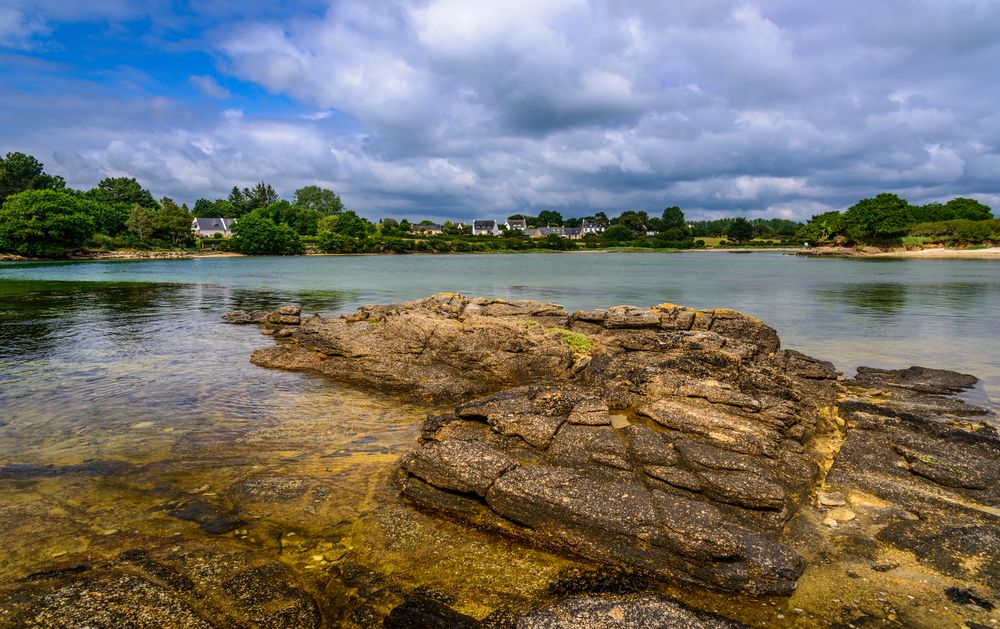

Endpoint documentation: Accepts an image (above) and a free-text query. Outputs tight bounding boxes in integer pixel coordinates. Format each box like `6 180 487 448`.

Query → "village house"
191 217 236 238
504 218 527 231
472 219 499 236
524 226 565 238
581 220 604 235
412 224 445 235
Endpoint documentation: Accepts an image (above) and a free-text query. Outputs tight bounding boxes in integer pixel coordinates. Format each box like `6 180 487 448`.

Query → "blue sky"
2 0 999 222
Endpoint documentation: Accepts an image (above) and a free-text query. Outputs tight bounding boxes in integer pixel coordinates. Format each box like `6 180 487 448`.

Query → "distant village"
191 216 612 239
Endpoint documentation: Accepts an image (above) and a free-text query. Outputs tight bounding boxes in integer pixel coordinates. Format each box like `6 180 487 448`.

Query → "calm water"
0 251 997 624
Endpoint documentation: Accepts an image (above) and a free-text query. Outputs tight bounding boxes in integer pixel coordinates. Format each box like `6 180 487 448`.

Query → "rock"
222 310 268 324
817 491 846 507
516 592 745 628
827 507 856 522
233 295 997 605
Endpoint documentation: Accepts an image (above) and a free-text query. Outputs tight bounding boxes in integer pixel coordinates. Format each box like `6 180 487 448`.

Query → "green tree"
602 224 634 243
661 206 686 231
318 210 370 238
0 189 94 257
126 204 158 242
797 211 845 243
537 210 563 226
0 152 65 205
726 217 754 243
230 211 303 255
615 210 650 235
293 185 344 215
229 182 279 216
92 177 156 208
79 196 129 236
156 197 192 245
945 197 992 221
844 193 911 241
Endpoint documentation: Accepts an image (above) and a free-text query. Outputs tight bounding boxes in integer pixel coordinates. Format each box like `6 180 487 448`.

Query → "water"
0 251 997 624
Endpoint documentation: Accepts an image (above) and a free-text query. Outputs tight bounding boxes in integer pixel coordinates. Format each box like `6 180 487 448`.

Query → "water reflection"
816 283 909 320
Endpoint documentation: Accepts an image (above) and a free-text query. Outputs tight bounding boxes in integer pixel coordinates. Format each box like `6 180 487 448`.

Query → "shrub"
0 189 95 257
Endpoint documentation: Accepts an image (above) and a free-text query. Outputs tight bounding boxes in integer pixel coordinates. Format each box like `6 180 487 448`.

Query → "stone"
516 593 745 628
400 440 516 496
827 507 856 522
818 491 846 507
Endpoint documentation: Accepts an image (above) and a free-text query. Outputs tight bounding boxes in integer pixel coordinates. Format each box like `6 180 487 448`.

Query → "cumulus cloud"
189 74 230 99
2 0 999 221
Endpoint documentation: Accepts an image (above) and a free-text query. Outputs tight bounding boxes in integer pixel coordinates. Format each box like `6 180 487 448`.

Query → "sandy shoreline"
798 245 1000 260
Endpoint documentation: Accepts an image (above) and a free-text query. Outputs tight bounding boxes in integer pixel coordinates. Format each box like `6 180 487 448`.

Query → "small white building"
472 219 499 236
505 218 527 231
191 217 236 237
413 224 445 235
582 220 604 235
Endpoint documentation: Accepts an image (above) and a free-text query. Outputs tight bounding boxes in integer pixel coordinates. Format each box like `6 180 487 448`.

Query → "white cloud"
189 75 231 99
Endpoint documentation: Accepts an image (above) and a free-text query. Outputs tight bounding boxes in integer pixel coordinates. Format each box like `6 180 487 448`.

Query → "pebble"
823 517 839 528
828 507 857 522
818 491 847 507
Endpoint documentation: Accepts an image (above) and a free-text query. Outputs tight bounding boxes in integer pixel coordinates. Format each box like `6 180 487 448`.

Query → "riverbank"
798 245 1000 259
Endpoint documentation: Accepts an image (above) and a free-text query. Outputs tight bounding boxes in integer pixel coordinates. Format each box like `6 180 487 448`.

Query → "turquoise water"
0 251 996 624
2 251 997 406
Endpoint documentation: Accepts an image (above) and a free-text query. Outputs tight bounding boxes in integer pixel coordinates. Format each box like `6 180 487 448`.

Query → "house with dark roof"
191 217 236 237
504 218 527 231
582 220 604 235
472 219 499 236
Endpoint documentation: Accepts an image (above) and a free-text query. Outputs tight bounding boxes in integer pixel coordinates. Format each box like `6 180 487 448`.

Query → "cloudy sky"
2 0 999 222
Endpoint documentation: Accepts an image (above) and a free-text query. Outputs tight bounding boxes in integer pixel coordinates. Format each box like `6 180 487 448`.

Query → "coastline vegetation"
0 151 995 259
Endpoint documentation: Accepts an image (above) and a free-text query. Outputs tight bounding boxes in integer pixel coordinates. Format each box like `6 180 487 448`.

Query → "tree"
0 189 94 257
0 152 65 205
92 177 156 208
945 197 992 221
156 197 192 245
229 182 279 216
797 211 845 243
126 204 158 242
230 211 303 255
844 193 911 240
727 217 754 243
593 211 610 227
602 225 634 243
615 210 650 235
537 210 563 226
293 185 344 215
79 196 129 236
661 206 686 231
318 210 370 239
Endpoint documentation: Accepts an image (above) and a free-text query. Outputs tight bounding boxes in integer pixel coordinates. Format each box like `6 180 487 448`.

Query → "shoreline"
797 245 1000 259
4 244 999 262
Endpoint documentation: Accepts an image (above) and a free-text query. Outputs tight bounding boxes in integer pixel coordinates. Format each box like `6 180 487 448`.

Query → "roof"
193 217 236 231
506 218 527 227
563 227 583 236
413 223 445 231
473 219 497 227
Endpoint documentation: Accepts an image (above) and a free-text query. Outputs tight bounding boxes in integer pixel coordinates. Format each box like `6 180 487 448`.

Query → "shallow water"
0 251 997 626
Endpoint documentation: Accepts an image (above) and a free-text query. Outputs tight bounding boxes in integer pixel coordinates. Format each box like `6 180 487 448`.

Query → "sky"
1 0 999 223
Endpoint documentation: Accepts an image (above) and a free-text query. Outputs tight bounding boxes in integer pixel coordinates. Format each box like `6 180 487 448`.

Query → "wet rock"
516 592 745 628
944 587 993 611
222 309 268 324
400 440 516 496
383 593 478 628
167 498 246 535
818 491 847 507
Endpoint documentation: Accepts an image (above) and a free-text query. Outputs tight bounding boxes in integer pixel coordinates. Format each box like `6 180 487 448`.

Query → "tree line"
1 150 994 257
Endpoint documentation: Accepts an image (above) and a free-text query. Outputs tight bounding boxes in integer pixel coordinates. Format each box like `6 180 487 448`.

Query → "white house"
505 218 527 231
472 219 499 236
192 217 236 237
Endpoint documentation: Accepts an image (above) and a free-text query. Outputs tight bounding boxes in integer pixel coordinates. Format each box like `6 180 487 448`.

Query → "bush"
230 211 304 255
0 189 95 257
908 218 998 244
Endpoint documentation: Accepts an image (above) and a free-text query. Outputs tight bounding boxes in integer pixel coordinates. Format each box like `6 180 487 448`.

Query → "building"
563 227 583 239
191 217 236 238
582 220 604 235
412 224 445 235
472 219 499 236
505 218 527 231
525 227 565 238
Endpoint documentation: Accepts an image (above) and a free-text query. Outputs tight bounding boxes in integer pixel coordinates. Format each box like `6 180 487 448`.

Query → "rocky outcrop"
228 295 997 605
825 366 999 589
231 295 841 596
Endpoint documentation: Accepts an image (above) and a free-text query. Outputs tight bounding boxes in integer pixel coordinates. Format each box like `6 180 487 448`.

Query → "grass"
547 328 595 356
